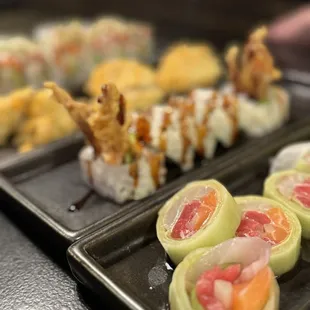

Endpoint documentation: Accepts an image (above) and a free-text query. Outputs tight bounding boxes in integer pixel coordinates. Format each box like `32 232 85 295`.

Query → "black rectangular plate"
67 147 310 310
2 86 310 249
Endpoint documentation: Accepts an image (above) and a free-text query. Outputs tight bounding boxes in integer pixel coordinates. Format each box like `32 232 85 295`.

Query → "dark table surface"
0 208 108 310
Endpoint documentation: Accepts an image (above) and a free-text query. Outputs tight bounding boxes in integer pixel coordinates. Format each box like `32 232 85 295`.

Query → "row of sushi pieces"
45 67 289 205
0 16 153 93
41 28 291 205
155 141 310 310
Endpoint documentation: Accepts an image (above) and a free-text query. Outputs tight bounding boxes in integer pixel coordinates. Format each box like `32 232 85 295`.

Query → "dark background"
0 0 300 48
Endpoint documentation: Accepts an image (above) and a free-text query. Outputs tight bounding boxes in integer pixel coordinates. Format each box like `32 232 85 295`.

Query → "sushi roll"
45 82 166 203
235 196 301 275
130 105 195 171
10 37 49 89
270 142 310 174
156 180 241 264
191 88 239 148
169 237 279 310
151 104 194 171
168 94 217 159
125 21 154 62
224 26 289 137
264 170 310 238
87 16 129 65
0 39 25 93
34 20 90 89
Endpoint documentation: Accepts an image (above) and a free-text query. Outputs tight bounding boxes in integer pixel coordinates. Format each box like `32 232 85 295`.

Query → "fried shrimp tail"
44 81 101 155
226 26 282 101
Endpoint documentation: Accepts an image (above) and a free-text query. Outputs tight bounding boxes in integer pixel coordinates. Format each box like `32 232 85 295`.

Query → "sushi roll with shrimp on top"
169 237 279 310
45 82 166 203
224 26 289 137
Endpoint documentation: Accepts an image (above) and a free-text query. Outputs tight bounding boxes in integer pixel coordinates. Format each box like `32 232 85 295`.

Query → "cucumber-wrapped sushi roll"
34 21 89 89
270 142 310 174
0 39 25 93
170 237 279 310
224 26 289 137
11 37 49 88
264 170 310 238
157 180 241 264
235 196 301 275
45 82 166 203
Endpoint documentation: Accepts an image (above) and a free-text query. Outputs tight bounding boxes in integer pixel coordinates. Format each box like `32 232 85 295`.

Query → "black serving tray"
2 85 310 250
67 143 310 310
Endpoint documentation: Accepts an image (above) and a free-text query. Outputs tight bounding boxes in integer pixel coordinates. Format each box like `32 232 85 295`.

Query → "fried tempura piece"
85 59 164 111
156 43 222 93
89 84 129 164
45 82 130 164
0 87 34 145
225 26 282 101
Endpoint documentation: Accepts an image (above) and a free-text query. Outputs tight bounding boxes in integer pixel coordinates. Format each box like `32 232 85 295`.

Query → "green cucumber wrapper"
295 156 310 174
156 180 241 265
264 170 310 239
235 196 301 276
169 247 279 310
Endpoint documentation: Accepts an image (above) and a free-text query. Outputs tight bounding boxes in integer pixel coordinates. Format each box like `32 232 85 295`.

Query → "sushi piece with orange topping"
264 170 310 238
169 237 279 310
234 195 301 275
156 180 241 264
45 81 166 203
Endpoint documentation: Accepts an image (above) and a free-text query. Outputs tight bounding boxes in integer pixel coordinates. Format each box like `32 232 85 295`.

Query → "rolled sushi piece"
264 170 310 238
224 26 289 137
270 142 310 174
0 39 25 93
10 37 49 88
190 88 239 149
169 237 279 310
130 105 195 171
125 21 154 62
148 104 195 171
45 82 166 203
34 20 90 89
87 16 129 65
168 93 217 159
234 195 301 275
156 180 241 264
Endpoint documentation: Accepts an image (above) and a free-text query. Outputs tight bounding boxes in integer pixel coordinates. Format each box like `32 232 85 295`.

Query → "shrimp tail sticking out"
44 82 130 165
225 26 282 101
44 81 101 156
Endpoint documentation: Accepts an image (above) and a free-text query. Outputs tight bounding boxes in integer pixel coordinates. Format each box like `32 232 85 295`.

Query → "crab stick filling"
277 174 310 208
168 188 217 239
236 208 290 245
